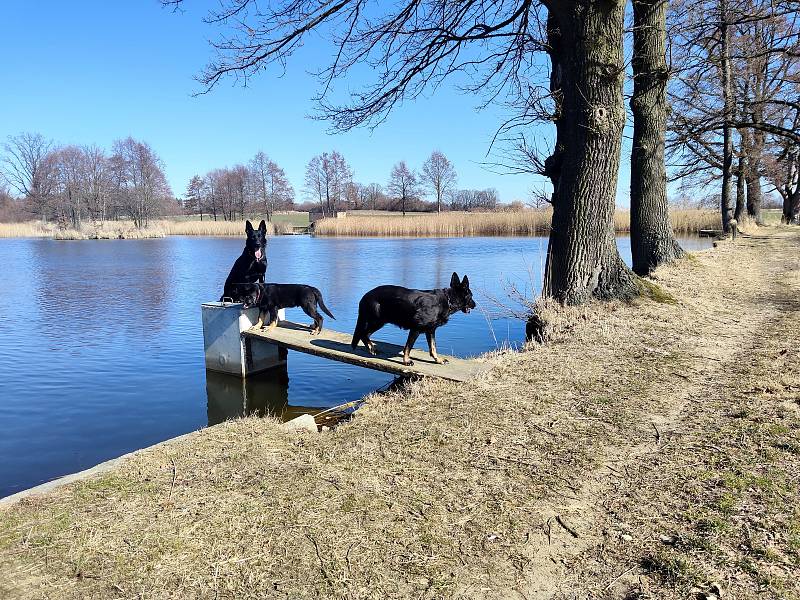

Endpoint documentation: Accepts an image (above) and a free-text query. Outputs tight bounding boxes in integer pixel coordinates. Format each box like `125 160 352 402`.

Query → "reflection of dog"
228 283 335 335
351 272 476 366
220 220 267 301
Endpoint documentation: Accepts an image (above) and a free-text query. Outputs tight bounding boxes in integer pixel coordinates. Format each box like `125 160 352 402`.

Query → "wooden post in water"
201 302 286 377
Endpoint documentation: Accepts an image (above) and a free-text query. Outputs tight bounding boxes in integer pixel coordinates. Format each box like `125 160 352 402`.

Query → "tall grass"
314 209 721 237
0 219 292 239
156 219 289 236
0 222 51 238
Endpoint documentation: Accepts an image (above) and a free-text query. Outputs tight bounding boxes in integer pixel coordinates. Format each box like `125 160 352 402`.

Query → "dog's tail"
315 289 335 320
351 312 365 349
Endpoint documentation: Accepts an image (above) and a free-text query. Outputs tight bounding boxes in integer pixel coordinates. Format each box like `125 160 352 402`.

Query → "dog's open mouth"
254 248 263 260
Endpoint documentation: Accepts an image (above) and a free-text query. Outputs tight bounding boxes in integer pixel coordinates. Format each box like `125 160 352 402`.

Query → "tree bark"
719 0 735 232
542 0 638 304
630 0 684 276
734 153 746 222
744 127 764 224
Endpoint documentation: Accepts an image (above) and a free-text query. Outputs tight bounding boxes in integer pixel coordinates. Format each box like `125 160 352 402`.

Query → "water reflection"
205 366 330 425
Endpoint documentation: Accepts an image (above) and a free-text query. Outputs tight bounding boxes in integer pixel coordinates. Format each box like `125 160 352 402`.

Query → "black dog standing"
221 220 268 301
351 272 476 366
226 283 335 334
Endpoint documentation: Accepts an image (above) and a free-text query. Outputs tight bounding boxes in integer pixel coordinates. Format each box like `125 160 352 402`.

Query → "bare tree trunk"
542 0 638 304
735 153 746 222
719 0 735 232
630 0 683 276
744 127 764 224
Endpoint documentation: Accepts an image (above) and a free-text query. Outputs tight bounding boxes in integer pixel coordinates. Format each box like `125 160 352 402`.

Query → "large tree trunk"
542 0 638 304
719 0 735 232
744 128 764 224
629 0 683 276
734 153 746 222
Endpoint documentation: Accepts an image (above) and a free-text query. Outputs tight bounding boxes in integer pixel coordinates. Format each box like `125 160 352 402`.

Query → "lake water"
0 234 711 497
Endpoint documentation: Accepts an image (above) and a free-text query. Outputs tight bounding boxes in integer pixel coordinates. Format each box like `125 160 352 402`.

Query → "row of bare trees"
303 150 492 215
185 152 295 222
1 133 173 228
668 0 800 226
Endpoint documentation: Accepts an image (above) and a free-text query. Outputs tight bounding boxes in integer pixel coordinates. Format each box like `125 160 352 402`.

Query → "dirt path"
0 228 798 599
546 231 800 599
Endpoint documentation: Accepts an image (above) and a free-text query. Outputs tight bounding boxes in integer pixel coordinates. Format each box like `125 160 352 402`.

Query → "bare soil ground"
0 227 798 599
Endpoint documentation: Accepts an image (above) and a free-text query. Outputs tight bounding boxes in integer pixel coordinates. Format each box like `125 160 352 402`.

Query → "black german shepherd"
220 220 267 301
228 282 335 335
351 272 476 366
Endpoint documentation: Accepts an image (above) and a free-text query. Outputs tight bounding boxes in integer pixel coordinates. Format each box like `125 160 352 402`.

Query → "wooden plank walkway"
244 321 491 382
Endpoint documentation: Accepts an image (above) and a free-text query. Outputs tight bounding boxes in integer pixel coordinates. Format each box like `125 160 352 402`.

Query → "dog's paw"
436 358 449 365
403 360 414 367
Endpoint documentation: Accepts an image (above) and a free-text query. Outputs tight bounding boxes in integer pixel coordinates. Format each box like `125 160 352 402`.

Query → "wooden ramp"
244 321 490 382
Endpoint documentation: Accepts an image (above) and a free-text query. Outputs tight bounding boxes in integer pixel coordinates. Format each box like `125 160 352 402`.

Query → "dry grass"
0 219 292 240
157 219 291 236
0 228 798 599
313 209 721 237
0 222 52 238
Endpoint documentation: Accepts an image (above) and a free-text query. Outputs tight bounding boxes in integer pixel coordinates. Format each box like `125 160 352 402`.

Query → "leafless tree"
387 161 420 216
50 146 87 229
82 145 110 223
250 151 294 220
668 0 799 227
421 151 457 213
364 183 385 210
1 132 54 220
109 137 172 228
304 151 352 216
451 188 499 211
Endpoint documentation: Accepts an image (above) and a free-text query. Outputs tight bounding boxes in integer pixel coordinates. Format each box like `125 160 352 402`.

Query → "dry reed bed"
0 219 288 239
1 229 797 599
314 209 720 236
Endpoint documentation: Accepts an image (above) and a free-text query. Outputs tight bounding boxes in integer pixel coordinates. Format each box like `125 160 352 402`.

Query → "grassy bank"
313 208 720 236
0 219 294 239
1 228 799 599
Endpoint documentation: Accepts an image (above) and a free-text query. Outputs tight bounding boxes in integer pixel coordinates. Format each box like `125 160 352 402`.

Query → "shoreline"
1 227 798 598
0 209 727 240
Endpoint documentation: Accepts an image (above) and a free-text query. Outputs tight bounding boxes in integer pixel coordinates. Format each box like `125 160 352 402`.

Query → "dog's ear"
245 220 254 235
258 220 267 234
461 274 470 289
450 272 460 288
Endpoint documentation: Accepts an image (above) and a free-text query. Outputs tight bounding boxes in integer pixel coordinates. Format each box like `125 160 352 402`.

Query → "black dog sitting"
220 220 268 301
228 283 335 335
351 272 475 366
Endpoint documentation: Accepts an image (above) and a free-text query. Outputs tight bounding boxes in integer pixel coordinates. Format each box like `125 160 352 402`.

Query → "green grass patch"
271 212 310 227
637 278 678 305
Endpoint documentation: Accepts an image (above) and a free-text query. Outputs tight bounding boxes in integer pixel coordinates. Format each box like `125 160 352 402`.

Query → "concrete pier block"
201 302 286 377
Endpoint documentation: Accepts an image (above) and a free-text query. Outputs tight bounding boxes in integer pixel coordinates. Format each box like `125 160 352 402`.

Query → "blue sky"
0 1 634 205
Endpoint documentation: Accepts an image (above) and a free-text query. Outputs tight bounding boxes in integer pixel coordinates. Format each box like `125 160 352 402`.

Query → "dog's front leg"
426 331 448 365
256 309 265 329
403 330 420 366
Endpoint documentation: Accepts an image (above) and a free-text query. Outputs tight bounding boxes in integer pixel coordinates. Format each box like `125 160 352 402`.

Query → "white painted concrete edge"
0 430 201 509
0 412 321 509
